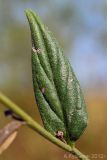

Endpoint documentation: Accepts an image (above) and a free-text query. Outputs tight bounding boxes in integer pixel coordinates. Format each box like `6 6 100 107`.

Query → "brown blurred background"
0 0 107 160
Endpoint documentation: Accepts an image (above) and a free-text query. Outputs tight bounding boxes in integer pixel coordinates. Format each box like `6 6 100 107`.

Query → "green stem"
0 92 89 160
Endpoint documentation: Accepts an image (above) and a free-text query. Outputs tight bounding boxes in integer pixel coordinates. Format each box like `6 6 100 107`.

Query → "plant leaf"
26 9 88 143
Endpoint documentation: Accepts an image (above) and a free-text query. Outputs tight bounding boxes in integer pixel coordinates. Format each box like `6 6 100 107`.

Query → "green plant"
0 9 89 160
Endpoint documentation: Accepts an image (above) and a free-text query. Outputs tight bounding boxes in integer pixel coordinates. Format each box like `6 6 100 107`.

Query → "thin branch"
0 92 89 160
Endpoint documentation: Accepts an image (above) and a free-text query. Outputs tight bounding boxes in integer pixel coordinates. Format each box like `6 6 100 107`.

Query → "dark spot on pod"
32 47 42 54
41 87 45 94
55 131 64 139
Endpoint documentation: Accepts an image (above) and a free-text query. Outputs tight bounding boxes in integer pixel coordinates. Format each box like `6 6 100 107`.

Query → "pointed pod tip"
25 9 38 19
25 9 33 15
25 9 32 19
25 9 37 27
25 9 43 26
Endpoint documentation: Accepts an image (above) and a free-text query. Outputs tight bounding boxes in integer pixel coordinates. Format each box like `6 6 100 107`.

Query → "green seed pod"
25 9 88 143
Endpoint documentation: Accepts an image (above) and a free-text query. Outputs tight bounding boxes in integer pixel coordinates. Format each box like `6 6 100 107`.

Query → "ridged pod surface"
26 9 88 143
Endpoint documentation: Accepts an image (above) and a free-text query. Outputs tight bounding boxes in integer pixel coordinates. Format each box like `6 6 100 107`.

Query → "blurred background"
0 0 107 159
